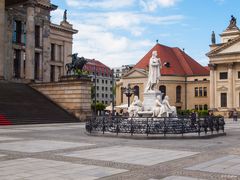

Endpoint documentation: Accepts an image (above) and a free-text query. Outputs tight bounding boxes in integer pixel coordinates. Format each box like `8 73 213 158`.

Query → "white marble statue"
128 96 143 117
145 51 162 92
153 95 164 117
162 96 177 117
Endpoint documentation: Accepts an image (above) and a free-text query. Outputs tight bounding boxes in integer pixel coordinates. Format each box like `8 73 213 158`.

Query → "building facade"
116 42 210 111
207 16 240 116
1 0 77 82
83 59 113 106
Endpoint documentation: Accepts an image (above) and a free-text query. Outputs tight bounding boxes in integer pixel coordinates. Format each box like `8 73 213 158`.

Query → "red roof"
83 59 112 76
134 43 209 76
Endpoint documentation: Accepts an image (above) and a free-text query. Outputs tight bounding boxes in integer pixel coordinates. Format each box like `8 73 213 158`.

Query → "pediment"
207 36 240 57
218 41 240 54
123 68 148 78
217 86 228 91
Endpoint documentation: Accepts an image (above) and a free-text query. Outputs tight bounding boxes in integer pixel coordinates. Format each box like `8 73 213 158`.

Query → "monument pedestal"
143 91 163 111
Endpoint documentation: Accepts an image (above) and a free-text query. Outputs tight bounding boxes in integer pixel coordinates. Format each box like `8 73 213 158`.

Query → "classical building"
1 0 77 82
83 59 113 105
207 16 240 115
116 42 210 111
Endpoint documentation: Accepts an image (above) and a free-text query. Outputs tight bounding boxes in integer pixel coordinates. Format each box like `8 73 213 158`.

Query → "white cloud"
140 0 180 11
66 0 135 9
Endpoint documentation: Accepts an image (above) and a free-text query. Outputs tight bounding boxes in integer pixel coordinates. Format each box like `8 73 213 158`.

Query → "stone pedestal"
143 91 163 111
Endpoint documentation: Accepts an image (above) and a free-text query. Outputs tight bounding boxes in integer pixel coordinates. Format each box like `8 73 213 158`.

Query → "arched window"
176 86 181 103
159 85 166 99
134 85 139 98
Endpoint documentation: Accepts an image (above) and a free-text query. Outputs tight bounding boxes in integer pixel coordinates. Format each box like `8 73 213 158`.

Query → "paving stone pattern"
0 120 239 180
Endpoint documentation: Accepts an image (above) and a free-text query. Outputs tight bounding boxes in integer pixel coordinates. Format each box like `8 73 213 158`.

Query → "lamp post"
123 84 135 107
111 69 115 116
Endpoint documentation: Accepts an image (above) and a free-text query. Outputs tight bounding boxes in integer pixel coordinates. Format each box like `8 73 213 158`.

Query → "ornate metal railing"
85 116 225 137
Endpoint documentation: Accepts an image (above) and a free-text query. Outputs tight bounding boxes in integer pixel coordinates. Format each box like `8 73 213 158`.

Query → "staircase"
0 81 79 125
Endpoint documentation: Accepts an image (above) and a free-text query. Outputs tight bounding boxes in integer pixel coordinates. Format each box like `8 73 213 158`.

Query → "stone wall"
31 78 92 121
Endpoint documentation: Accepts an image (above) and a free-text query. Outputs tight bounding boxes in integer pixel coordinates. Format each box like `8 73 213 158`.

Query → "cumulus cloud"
50 0 184 67
140 0 180 11
66 0 135 9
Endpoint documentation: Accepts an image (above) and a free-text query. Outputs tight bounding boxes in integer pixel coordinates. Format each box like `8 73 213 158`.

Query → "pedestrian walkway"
0 122 239 179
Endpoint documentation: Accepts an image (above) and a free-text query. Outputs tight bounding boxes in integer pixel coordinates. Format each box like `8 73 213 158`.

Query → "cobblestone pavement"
0 119 239 180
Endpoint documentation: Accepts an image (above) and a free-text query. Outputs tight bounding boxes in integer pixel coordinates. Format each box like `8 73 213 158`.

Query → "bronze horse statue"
65 53 88 75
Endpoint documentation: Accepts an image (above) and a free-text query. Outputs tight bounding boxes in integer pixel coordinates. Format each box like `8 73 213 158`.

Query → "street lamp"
123 84 135 107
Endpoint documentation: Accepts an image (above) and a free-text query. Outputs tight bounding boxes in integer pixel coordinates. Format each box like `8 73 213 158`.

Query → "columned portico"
25 1 35 80
0 0 5 79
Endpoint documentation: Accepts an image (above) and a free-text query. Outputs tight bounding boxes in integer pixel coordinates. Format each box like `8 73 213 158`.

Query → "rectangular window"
102 80 104 83
97 79 99 83
221 93 227 107
96 86 99 90
13 20 22 44
35 25 40 47
105 101 108 104
58 45 62 61
199 105 203 110
238 71 240 79
195 87 198 97
199 87 203 96
51 44 55 61
97 93 99 98
102 94 104 98
105 80 108 84
105 87 108 91
102 87 104 91
105 94 108 98
204 87 207 96
220 72 228 80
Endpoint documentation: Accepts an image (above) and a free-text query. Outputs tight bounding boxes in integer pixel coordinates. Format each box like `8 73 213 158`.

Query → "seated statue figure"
162 96 177 117
153 95 164 117
128 96 143 117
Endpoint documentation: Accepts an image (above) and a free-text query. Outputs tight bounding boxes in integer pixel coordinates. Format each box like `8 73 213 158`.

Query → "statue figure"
228 15 237 29
162 96 177 117
145 51 162 92
65 53 88 75
128 96 143 117
153 95 164 117
211 31 216 44
63 9 67 22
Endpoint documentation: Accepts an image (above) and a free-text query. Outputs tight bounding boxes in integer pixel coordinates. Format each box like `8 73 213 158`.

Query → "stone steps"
0 82 79 125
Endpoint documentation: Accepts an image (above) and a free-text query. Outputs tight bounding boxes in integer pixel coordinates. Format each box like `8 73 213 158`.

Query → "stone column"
228 63 234 109
0 0 5 79
209 64 216 109
42 20 51 82
25 2 35 80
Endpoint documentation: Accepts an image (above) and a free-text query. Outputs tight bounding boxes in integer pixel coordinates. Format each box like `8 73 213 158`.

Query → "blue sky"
50 0 240 68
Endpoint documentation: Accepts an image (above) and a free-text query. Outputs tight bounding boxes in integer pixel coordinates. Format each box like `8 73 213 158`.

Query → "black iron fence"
85 116 225 137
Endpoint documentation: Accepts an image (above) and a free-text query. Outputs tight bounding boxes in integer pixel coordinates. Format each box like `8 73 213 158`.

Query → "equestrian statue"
65 53 88 75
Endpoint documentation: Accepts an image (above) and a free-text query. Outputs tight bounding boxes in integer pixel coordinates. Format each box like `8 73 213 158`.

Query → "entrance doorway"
13 49 21 78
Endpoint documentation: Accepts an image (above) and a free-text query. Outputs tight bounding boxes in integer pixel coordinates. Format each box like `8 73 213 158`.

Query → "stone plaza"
0 120 239 180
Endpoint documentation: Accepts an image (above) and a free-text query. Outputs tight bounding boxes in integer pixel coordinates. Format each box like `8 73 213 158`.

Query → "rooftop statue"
145 51 162 92
63 9 67 22
227 15 237 29
65 53 88 75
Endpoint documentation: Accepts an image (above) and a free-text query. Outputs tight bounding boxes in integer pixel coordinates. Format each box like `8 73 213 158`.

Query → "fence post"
102 117 105 134
164 117 166 137
146 118 149 137
131 117 133 136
